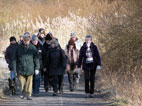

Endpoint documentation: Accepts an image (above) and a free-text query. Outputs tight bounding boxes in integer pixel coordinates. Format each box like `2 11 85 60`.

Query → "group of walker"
5 28 101 100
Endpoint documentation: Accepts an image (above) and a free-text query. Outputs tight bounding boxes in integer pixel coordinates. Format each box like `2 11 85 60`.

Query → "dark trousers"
52 75 64 93
33 72 41 94
84 70 96 94
44 74 52 90
67 71 78 90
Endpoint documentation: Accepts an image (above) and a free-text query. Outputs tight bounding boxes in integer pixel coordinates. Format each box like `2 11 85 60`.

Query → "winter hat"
49 38 59 47
23 32 30 39
45 32 53 41
10 36 16 42
70 32 76 38
32 34 38 41
85 35 92 40
68 39 75 45
38 28 45 35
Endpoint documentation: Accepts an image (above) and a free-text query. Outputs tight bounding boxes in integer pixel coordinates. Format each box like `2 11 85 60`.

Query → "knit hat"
38 28 45 35
49 38 59 47
45 32 53 41
10 36 16 42
70 32 76 38
68 39 75 45
23 32 30 39
85 35 92 40
32 34 38 41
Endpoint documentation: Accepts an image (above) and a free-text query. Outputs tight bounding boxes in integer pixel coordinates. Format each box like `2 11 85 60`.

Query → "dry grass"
0 0 142 105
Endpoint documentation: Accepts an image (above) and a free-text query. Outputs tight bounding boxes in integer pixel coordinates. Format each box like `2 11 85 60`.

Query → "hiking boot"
45 88 48 92
20 95 25 99
85 93 90 98
90 94 94 98
53 92 57 96
33 94 39 97
27 96 32 100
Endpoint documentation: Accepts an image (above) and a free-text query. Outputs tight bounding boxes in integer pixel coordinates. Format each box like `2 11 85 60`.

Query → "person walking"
69 32 83 83
12 32 40 100
5 36 18 95
31 34 43 96
45 38 66 96
65 39 79 92
42 33 53 92
77 35 101 98
38 28 46 46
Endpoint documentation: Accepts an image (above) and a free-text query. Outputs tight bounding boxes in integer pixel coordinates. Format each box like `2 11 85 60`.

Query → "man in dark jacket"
45 38 66 96
12 32 40 100
78 35 101 98
5 36 18 95
5 36 18 81
42 33 53 92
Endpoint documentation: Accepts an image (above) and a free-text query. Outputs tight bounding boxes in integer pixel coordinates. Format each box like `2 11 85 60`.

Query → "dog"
8 78 16 96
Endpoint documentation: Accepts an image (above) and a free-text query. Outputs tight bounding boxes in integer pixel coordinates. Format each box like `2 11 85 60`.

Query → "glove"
77 68 81 74
35 70 39 75
96 65 101 70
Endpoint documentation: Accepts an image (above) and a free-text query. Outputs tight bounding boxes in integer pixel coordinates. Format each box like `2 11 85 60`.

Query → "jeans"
33 72 40 94
10 71 16 80
84 70 96 94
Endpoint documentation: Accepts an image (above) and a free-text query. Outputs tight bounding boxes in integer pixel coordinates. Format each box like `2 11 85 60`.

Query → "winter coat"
78 42 101 71
42 42 50 69
12 43 40 76
65 45 79 72
5 43 18 71
46 46 67 76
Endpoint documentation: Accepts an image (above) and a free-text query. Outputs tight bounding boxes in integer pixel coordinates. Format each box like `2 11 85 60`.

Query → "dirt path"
0 58 113 106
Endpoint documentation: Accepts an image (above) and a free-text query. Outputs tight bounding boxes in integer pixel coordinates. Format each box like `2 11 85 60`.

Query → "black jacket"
46 46 66 75
5 43 18 71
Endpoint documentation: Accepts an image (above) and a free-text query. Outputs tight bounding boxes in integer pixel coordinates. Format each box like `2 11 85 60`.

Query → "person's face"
71 37 77 41
32 40 38 45
40 34 45 38
51 43 55 48
85 38 92 44
69 45 74 49
20 37 23 41
10 41 16 44
23 38 30 45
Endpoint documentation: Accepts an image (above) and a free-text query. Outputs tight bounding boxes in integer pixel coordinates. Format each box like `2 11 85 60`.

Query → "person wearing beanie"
12 32 40 100
38 28 46 45
45 32 53 41
70 32 83 51
5 36 18 95
77 35 101 98
31 34 43 97
42 32 54 92
44 38 66 96
65 39 79 92
66 32 83 84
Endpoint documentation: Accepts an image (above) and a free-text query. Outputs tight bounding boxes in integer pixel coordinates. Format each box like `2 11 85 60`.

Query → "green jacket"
13 43 40 76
